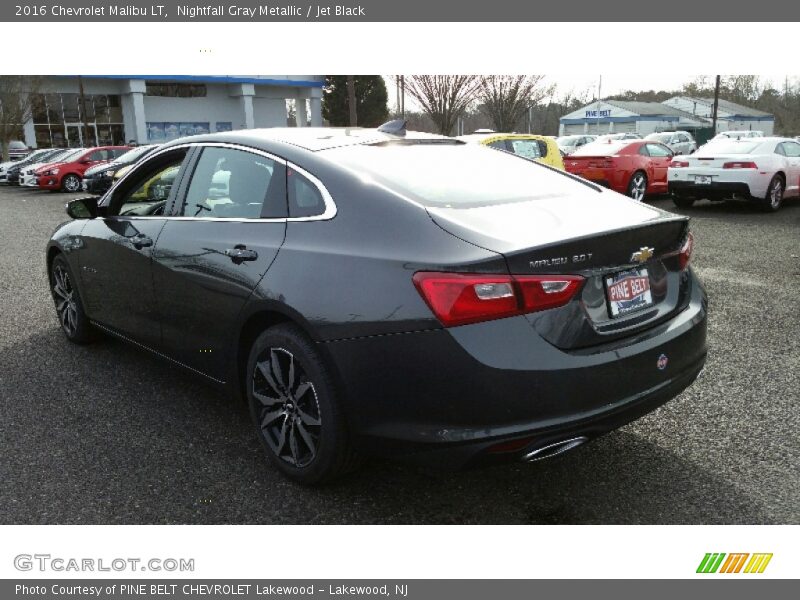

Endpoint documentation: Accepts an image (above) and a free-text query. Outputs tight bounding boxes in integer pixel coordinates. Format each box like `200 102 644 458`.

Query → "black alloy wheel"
247 324 357 484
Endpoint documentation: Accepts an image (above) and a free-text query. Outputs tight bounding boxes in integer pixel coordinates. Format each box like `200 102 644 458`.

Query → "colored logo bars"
697 553 773 574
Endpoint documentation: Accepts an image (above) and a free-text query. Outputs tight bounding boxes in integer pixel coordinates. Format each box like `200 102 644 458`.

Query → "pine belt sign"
586 110 612 118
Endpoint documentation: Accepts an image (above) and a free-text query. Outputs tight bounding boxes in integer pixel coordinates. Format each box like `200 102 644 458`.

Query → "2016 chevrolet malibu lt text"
46 124 708 484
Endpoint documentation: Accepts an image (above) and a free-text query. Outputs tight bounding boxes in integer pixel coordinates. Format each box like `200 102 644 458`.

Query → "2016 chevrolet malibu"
46 123 708 484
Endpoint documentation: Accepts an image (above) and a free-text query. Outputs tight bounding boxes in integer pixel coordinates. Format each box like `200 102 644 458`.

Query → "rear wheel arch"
234 306 330 401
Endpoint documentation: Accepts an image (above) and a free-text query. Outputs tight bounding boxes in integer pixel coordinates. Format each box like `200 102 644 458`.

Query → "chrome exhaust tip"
522 436 589 462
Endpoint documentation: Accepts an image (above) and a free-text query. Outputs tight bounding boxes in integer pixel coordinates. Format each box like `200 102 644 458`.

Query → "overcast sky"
384 74 799 112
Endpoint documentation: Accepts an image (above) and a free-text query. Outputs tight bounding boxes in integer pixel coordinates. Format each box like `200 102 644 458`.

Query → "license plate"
605 267 653 317
694 175 712 184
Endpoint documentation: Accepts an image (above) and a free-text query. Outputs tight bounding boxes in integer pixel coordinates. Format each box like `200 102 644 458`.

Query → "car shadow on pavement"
0 327 774 525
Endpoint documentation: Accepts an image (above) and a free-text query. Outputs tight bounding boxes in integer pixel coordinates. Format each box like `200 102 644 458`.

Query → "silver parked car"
645 131 698 155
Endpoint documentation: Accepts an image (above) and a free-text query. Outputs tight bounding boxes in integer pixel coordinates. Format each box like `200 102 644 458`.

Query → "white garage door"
613 121 638 133
563 124 585 135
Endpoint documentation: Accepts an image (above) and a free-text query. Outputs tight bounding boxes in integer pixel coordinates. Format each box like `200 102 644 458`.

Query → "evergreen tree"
323 76 389 127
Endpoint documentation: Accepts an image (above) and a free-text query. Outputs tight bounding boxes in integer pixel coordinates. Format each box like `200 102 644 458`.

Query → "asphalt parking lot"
0 185 798 524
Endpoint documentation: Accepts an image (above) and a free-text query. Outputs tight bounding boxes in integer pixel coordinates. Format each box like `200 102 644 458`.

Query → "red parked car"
563 139 674 201
35 146 129 192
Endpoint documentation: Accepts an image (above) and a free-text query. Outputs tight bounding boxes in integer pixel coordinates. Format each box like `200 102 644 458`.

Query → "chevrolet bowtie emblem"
631 246 654 263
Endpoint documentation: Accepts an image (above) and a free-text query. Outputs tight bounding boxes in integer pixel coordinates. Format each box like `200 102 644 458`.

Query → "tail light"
671 160 690 168
723 161 757 169
678 232 693 270
412 272 584 327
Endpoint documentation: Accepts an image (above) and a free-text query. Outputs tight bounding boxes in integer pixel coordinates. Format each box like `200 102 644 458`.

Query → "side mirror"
66 196 99 219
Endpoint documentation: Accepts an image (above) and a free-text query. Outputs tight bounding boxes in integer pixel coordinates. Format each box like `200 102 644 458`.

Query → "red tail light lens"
723 161 757 169
413 272 585 327
679 232 693 270
671 160 690 168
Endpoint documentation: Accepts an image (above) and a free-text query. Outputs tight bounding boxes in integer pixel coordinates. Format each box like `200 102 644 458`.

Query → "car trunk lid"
427 189 691 349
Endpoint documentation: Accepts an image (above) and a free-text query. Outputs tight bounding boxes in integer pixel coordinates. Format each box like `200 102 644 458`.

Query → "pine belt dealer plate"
605 267 653 317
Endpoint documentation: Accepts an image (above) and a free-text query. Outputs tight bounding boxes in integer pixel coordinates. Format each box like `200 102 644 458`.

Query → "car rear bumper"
323 271 708 467
669 180 752 198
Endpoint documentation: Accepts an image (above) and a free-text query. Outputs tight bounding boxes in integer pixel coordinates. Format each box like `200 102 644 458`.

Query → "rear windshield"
647 133 673 142
698 141 760 155
571 141 632 156
325 143 587 208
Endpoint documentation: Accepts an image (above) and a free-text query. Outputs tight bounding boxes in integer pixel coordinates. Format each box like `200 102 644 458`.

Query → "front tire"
50 255 95 344
61 174 81 193
762 175 784 212
246 323 357 484
627 171 647 201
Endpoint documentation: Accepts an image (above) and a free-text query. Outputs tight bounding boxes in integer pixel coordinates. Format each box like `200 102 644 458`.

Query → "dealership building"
18 75 325 149
559 98 774 140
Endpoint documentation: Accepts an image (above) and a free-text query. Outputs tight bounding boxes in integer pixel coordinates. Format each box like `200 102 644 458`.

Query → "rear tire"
246 323 359 485
762 175 784 212
627 171 647 201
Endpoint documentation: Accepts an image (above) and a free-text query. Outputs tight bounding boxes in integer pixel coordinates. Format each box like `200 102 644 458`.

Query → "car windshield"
698 141 761 154
557 136 580 147
647 133 673 142
116 145 157 163
326 142 589 208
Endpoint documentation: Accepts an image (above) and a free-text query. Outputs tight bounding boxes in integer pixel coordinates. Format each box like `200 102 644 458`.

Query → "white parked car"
668 137 800 211
0 148 55 183
645 131 698 155
712 130 764 140
18 148 83 187
556 134 597 155
596 132 641 142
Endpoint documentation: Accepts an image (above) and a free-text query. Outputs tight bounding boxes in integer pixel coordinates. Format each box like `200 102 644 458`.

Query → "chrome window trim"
106 141 337 223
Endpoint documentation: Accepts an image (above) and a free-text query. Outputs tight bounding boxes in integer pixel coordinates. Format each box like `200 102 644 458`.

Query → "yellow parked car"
457 132 565 170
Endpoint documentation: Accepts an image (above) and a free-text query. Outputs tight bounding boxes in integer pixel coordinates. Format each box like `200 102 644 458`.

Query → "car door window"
181 146 285 219
646 143 672 157
87 150 106 162
108 149 189 217
510 139 545 159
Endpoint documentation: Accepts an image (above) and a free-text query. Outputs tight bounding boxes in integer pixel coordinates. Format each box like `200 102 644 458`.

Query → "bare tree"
476 75 552 132
403 75 481 135
0 76 40 161
346 75 358 126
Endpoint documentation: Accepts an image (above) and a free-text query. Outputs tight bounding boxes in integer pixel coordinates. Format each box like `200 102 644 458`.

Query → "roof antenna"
377 119 407 136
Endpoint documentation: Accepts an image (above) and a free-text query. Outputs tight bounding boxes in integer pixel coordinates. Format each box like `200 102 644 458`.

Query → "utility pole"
77 75 91 146
346 76 357 127
711 75 721 134
396 75 401 116
400 75 405 117
597 75 602 134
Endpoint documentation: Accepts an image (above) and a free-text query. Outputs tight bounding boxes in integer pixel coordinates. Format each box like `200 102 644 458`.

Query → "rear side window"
510 139 545 159
182 147 286 219
288 168 325 218
646 143 672 157
780 142 800 157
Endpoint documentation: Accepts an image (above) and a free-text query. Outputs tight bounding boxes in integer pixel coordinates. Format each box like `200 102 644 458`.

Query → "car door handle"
224 245 258 263
130 234 153 249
